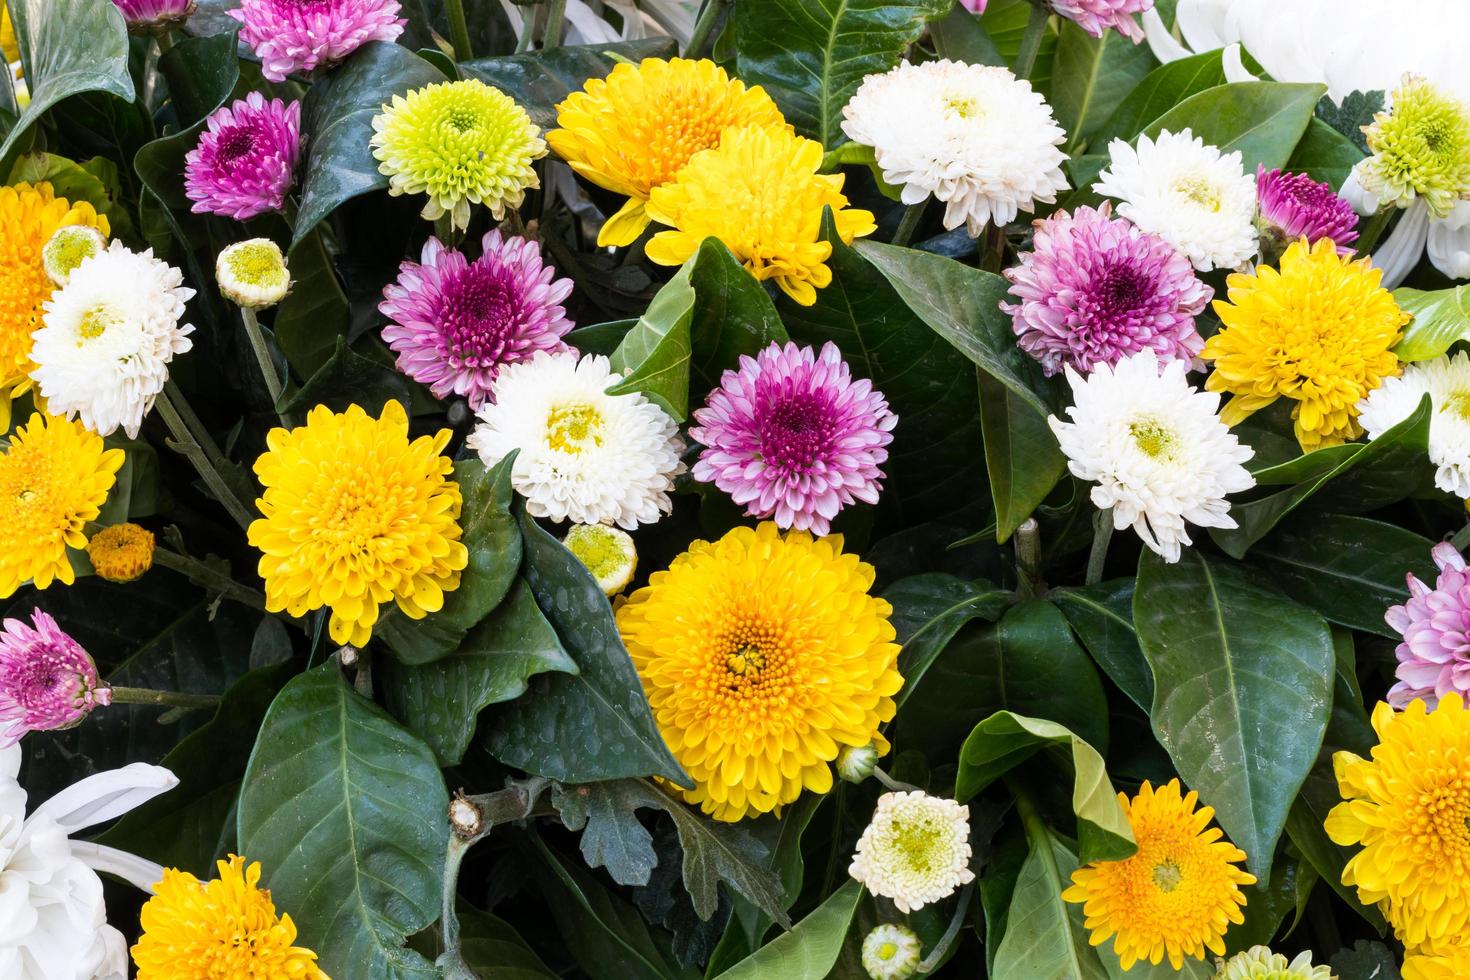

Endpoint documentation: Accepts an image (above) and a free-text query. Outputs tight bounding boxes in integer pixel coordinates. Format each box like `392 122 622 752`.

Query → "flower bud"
86 523 156 583
563 523 637 596
0 610 111 743
114 0 198 33
42 225 107 286
837 742 879 783
216 238 292 309
861 924 922 980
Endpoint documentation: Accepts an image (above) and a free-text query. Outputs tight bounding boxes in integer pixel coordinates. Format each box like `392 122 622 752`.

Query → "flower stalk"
107 686 221 711
155 384 257 530
444 0 473 61
239 307 290 427
892 201 927 247
1085 508 1113 586
685 0 725 59
1014 3 1051 81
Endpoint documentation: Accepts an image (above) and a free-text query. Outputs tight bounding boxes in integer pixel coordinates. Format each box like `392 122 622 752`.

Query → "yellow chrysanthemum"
616 522 902 822
1 3 16 64
547 57 788 248
645 124 877 307
87 522 155 583
1325 696 1470 948
1404 944 1470 980
1061 779 1256 970
1202 236 1408 451
0 182 109 432
0 412 123 598
247 399 468 647
132 855 328 979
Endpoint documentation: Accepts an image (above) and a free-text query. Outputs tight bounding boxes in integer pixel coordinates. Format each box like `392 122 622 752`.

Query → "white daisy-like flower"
216 238 292 310
1357 351 1470 498
848 791 974 913
1092 128 1258 271
30 242 195 439
467 351 685 529
861 923 923 980
840 59 1069 235
1050 348 1256 562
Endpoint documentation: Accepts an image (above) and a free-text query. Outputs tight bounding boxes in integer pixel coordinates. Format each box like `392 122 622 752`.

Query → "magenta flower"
184 93 301 221
229 0 406 83
0 611 111 745
959 0 987 11
1387 542 1470 710
112 0 195 30
1256 165 1360 254
690 341 896 536
1052 0 1151 41
1002 204 1211 377
379 231 576 408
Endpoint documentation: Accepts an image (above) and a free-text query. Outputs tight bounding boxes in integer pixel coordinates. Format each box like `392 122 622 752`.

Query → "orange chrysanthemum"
86 522 155 583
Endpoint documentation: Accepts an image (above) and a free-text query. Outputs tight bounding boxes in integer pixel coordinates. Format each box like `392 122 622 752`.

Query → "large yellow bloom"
132 855 328 979
248 400 468 647
1404 944 1470 980
0 182 109 432
1202 236 1407 451
1062 779 1256 971
548 57 788 248
0 412 123 597
1325 696 1470 948
616 522 902 822
645 124 876 307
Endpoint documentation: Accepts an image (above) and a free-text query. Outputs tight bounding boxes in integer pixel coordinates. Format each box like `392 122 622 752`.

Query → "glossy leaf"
278 335 416 415
977 367 1065 542
993 829 1108 980
1287 117 1365 188
882 573 1012 707
1051 580 1153 712
609 257 696 422
687 238 789 392
237 664 447 980
1089 49 1225 145
1141 81 1327 172
712 880 861 980
1134 549 1334 880
1050 20 1157 152
1391 284 1470 362
273 229 352 379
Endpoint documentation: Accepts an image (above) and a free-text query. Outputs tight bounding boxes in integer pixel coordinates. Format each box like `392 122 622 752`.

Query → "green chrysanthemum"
1217 945 1333 980
1358 74 1470 217
371 78 546 231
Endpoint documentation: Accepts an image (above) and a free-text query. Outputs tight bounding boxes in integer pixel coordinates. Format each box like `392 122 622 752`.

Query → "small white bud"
42 225 107 286
837 742 879 784
216 238 292 309
563 523 638 596
862 924 922 980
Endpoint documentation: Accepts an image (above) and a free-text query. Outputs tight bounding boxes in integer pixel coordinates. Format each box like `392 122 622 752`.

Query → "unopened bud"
43 225 107 286
217 238 292 309
563 523 637 596
862 924 922 980
837 742 879 784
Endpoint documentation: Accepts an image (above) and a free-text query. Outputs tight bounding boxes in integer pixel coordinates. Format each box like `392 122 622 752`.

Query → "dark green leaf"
608 257 696 422
278 335 415 415
1141 81 1328 172
1286 117 1365 188
408 905 557 978
984 0 1057 87
1134 549 1334 881
977 367 1065 542
687 238 789 392
993 828 1109 980
237 664 447 980
1050 20 1157 153
882 573 1012 707
1330 941 1401 979
929 4 1005 66
1391 284 1470 362
711 880 861 980
1316 90 1383 154
274 229 352 379
1223 855 1306 954
1089 49 1225 145
1051 580 1153 711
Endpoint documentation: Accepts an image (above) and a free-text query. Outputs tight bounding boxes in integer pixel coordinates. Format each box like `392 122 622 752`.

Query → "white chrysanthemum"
1049 349 1256 562
1092 129 1257 271
216 238 292 309
468 352 684 529
30 242 195 439
848 791 974 913
861 924 923 980
563 523 638 595
1357 351 1470 497
841 60 1069 235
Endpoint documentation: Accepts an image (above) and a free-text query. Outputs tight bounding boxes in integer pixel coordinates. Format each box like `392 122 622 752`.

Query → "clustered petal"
1359 351 1470 498
228 0 404 83
861 924 923 980
86 522 156 584
216 238 292 309
111 0 195 31
380 230 574 408
0 610 110 745
1256 165 1359 255
562 523 637 596
184 93 302 221
1353 74 1470 218
690 341 896 536
617 523 903 821
848 791 974 913
1383 542 1470 710
1050 0 1152 40
1003 203 1211 376
1217 945 1334 980
1404 944 1470 980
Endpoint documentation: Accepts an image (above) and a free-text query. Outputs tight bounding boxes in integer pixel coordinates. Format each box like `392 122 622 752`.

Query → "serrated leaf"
1051 580 1153 712
712 880 861 980
1316 90 1383 154
1330 940 1401 980
609 257 696 422
237 664 448 980
1391 284 1470 362
882 573 1012 707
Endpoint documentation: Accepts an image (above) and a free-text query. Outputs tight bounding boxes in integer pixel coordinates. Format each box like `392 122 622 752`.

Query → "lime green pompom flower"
371 78 547 232
1356 74 1470 218
1217 946 1333 980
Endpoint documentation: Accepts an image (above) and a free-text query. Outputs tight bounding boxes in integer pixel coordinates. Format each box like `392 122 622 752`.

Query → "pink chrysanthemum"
1256 165 1360 255
0 610 111 745
959 0 987 11
1052 0 1152 40
228 0 406 83
112 0 195 30
1386 542 1470 709
1002 204 1211 377
690 341 896 536
379 231 575 408
183 93 302 221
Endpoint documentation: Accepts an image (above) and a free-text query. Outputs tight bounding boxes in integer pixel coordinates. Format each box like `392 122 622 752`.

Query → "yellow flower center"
877 942 898 961
1153 858 1184 893
223 240 288 288
1173 174 1221 211
1129 416 1179 460
545 402 604 454
78 303 122 341
944 95 981 119
1447 391 1470 422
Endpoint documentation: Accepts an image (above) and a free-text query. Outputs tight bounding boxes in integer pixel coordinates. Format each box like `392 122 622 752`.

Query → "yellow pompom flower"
616 522 902 821
645 124 876 306
371 78 546 232
1404 944 1470 980
547 57 788 248
0 412 124 598
1325 696 1470 949
86 522 155 583
1062 779 1255 970
131 855 328 979
1202 236 1408 451
0 182 109 432
247 400 468 647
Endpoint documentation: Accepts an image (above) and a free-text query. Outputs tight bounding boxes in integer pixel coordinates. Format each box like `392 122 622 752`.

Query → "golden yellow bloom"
1325 696 1470 948
87 522 155 583
1062 779 1255 970
616 522 902 821
645 124 876 306
1404 944 1470 980
132 855 328 979
247 400 468 647
1 3 16 63
0 412 123 598
0 182 109 433
1202 236 1407 451
548 57 788 248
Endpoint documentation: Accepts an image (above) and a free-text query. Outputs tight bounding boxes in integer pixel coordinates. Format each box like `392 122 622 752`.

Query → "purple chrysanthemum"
0 610 111 746
690 341 897 536
1051 0 1152 41
183 93 301 221
1387 542 1470 709
1256 165 1360 255
1002 204 1212 377
229 0 406 83
112 0 195 30
380 231 576 408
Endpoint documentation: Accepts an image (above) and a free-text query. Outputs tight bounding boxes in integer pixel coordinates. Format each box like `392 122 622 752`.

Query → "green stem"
155 386 256 530
980 220 1007 272
1355 207 1394 257
239 307 290 428
515 4 543 53
107 686 221 711
444 0 474 61
1084 509 1113 586
892 201 927 248
543 0 568 49
1013 2 1050 81
150 545 267 612
918 883 974 974
141 37 161 112
684 0 724 58
1014 517 1042 598
872 765 923 794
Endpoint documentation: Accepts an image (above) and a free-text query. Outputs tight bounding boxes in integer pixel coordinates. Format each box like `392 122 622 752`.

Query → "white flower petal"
1221 43 1257 84
1427 201 1470 280
30 762 178 835
1373 198 1432 289
70 842 165 895
1142 8 1191 64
